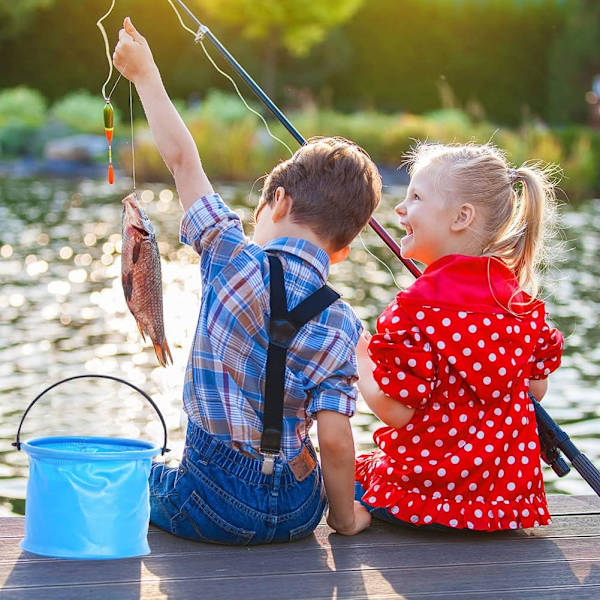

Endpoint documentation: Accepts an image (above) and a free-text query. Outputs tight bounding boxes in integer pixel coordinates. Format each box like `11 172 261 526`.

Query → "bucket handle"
13 374 170 455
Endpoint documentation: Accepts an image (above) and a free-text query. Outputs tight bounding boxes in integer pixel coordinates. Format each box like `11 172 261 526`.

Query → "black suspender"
260 254 340 474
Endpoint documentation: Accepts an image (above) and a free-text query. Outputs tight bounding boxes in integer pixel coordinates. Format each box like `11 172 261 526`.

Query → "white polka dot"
452 332 461 341
449 428 458 436
437 340 446 350
414 465 422 473
381 377 390 385
416 311 425 320
473 362 482 371
461 470 469 478
412 436 421 444
485 444 494 452
369 496 377 503
474 457 483 466
468 325 477 333
424 515 432 523
451 455 460 464
426 326 435 335
449 519 459 527
488 353 497 362
391 506 400 514
397 371 406 380
437 468 446 477
408 358 417 367
463 348 472 356
528 441 537 450
400 389 409 398
483 318 491 326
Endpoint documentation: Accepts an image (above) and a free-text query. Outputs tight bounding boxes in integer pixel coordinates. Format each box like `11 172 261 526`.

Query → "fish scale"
121 193 172 367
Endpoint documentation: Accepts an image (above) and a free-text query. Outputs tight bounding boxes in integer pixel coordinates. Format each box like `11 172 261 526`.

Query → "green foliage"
50 90 119 134
547 0 600 124
194 0 364 56
0 0 55 41
0 87 47 157
0 0 574 126
0 86 46 127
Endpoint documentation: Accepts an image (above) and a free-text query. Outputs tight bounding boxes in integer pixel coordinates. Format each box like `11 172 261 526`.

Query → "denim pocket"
288 501 325 541
174 490 256 545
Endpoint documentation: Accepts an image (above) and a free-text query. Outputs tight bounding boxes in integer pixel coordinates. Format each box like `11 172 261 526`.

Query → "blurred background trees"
1 0 593 126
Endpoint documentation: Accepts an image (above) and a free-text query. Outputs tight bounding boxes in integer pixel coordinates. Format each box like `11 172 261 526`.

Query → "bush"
50 90 120 135
0 87 47 156
0 86 46 127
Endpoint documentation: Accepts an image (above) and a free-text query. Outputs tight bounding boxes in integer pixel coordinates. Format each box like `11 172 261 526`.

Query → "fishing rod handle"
571 453 600 497
13 374 170 455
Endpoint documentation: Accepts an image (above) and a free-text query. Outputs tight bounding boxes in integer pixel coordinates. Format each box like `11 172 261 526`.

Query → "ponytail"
483 163 557 299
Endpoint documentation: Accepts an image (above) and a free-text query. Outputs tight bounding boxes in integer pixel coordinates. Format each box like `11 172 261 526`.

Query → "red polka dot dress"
355 255 563 531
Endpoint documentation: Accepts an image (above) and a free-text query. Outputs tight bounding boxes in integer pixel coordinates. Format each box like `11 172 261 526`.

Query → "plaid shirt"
180 193 361 460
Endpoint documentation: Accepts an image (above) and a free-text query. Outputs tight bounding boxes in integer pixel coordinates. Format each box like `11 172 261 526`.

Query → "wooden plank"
548 495 600 515
2 535 600 587
1 559 599 600
2 532 599 572
2 508 600 546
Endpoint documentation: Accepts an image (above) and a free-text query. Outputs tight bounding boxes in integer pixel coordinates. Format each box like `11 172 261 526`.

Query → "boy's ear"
272 186 293 222
451 203 475 232
329 245 350 265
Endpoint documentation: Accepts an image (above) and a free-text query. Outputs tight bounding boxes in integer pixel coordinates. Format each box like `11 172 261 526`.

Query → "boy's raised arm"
113 17 213 211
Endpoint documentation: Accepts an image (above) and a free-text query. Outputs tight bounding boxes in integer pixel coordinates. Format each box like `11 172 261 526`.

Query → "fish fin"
153 338 173 367
136 321 147 342
122 271 133 302
132 239 142 263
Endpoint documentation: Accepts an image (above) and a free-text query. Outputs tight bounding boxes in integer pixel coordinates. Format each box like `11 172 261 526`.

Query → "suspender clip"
260 452 277 475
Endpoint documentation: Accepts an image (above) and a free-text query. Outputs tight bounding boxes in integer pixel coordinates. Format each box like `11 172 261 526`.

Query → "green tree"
193 0 364 95
548 0 600 125
0 0 56 41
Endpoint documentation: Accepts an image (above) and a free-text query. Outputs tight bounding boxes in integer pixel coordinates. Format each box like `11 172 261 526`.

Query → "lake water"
1 176 599 516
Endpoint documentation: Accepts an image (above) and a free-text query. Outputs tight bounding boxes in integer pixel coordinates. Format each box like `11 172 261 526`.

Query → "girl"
355 142 564 531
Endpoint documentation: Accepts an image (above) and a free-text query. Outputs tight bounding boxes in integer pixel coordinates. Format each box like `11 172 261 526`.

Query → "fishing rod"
172 0 422 279
171 0 600 497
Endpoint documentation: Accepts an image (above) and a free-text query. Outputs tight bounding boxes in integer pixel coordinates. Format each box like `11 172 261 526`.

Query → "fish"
121 192 172 366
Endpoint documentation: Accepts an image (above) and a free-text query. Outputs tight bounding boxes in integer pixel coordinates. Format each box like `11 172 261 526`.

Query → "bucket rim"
21 435 162 461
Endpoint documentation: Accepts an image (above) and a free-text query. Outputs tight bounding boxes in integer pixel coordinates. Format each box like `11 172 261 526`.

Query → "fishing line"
96 0 122 102
358 233 402 290
129 80 136 193
166 0 293 157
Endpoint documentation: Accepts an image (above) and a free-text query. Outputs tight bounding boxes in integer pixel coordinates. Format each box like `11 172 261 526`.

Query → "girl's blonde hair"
405 142 558 299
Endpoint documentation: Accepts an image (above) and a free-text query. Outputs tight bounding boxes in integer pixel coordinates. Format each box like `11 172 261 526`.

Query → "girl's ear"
451 203 475 232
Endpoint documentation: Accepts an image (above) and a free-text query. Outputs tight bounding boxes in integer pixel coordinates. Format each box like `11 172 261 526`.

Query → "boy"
114 17 380 543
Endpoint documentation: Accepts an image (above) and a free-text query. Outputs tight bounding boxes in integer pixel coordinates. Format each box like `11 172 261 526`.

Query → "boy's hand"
113 17 157 85
327 501 371 535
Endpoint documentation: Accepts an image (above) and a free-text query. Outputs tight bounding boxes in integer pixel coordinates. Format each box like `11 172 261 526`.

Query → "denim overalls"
149 254 339 544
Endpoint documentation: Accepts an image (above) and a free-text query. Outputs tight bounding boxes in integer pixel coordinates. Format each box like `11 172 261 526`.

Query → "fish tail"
136 321 147 342
153 338 173 367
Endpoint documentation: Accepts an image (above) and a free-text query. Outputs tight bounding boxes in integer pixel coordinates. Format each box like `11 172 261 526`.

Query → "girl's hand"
113 17 157 85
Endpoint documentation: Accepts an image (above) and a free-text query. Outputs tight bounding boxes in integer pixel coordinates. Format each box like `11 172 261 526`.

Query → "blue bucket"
14 374 169 560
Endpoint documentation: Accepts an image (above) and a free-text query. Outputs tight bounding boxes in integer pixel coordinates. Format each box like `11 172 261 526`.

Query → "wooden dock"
1 495 599 599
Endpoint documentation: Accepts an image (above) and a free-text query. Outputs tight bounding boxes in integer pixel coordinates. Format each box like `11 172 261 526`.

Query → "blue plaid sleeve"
180 193 249 283
307 323 360 418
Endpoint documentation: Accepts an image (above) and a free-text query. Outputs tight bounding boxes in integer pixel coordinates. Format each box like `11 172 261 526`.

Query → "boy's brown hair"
258 136 382 251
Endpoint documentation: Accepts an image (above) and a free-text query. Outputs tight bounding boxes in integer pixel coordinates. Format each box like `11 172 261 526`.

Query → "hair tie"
508 168 519 184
